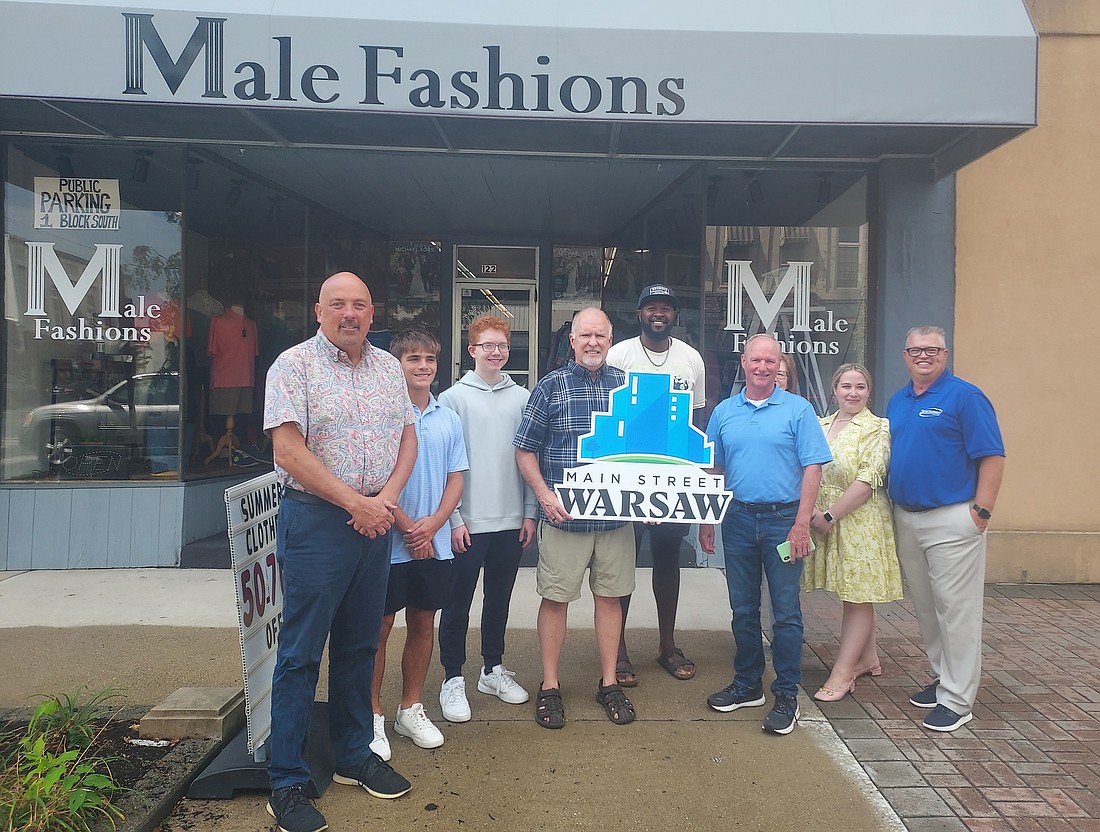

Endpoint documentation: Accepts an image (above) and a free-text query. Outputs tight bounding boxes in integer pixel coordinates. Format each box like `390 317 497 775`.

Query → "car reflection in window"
21 372 180 472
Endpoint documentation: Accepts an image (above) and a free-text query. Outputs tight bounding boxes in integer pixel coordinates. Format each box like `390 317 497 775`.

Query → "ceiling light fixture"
132 151 151 183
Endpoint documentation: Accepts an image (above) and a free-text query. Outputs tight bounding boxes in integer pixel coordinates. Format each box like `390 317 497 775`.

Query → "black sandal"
535 686 565 729
596 681 636 725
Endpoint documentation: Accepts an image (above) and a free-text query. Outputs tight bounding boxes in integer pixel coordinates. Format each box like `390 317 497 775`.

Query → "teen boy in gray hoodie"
436 315 538 722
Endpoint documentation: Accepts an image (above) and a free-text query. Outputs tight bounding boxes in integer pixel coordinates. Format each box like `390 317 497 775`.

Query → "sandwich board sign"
225 472 283 756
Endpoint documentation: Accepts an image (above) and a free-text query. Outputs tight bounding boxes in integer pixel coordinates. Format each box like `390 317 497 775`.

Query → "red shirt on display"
209 309 259 388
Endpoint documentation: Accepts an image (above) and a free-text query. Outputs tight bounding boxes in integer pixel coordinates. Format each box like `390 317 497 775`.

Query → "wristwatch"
972 504 992 520
822 510 835 524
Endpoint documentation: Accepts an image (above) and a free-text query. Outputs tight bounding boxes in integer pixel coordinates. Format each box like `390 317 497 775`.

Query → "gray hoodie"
438 370 537 534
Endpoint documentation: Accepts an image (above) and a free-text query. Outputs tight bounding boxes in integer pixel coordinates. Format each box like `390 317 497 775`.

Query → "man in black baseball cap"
606 283 705 688
637 284 679 309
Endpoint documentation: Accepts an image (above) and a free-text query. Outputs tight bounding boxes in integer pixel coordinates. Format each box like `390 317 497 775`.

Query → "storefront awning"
0 0 1037 171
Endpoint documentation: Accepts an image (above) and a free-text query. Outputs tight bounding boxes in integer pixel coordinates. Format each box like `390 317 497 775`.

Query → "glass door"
452 246 538 389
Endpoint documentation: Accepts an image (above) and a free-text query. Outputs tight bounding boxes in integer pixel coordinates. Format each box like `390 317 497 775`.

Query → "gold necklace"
641 341 670 368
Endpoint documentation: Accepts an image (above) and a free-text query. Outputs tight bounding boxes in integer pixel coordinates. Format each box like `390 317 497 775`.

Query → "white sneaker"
369 713 391 761
393 703 444 749
440 676 472 723
477 664 530 704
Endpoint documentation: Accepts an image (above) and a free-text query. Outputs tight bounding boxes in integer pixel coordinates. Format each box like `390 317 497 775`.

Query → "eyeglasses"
775 370 789 378
474 343 510 353
904 346 945 357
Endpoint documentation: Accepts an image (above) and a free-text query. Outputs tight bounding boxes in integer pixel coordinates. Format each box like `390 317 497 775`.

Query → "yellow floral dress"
802 409 903 603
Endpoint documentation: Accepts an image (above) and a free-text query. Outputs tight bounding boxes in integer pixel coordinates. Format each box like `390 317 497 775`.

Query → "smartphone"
776 539 815 562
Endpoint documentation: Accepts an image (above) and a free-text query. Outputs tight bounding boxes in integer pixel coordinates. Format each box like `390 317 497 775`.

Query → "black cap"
637 284 679 309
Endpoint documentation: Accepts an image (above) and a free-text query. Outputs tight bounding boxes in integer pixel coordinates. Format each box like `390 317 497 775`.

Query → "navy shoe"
707 681 765 712
762 695 800 735
922 704 973 732
909 680 939 708
332 752 411 799
267 784 327 832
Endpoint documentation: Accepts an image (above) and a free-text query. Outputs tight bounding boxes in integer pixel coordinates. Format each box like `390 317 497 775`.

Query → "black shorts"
384 558 455 615
634 521 689 566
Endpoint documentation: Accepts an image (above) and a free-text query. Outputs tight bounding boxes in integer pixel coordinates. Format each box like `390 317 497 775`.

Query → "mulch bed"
1 717 178 792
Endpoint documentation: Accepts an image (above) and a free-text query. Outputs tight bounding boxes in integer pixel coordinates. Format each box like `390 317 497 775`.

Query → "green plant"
0 691 126 832
27 689 121 756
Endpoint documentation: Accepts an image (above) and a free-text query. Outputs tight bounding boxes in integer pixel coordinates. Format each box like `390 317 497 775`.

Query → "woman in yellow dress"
804 363 903 702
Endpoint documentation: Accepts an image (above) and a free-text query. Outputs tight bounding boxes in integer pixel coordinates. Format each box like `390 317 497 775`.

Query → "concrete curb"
110 734 223 832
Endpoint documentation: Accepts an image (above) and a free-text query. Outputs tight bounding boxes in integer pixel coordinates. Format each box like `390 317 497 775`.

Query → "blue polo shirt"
391 395 469 564
706 386 832 503
886 370 1004 510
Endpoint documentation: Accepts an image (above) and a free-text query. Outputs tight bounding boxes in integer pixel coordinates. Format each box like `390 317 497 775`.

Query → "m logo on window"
724 260 812 333
25 242 123 317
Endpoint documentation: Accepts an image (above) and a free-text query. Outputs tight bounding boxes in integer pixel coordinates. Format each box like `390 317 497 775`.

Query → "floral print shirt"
264 330 416 495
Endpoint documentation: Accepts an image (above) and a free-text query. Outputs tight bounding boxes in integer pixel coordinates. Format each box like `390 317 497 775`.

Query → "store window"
3 143 184 482
181 152 313 479
703 169 870 417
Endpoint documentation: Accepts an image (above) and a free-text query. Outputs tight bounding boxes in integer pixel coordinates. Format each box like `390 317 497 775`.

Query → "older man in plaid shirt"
514 307 637 730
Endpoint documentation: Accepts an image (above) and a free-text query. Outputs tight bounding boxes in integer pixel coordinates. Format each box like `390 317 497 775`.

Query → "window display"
3 143 184 481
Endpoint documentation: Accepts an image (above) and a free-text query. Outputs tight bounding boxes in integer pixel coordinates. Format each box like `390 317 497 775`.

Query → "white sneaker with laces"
369 713 391 761
393 703 445 749
440 676 472 723
477 664 530 704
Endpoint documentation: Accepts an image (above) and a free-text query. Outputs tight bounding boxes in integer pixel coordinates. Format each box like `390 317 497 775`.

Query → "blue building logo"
578 372 712 466
556 372 730 524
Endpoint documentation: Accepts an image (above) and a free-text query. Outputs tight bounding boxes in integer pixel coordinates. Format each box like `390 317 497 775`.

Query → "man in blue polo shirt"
700 334 831 735
887 325 1005 733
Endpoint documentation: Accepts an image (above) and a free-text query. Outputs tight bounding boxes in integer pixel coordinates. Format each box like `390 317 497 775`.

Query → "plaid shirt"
514 359 627 533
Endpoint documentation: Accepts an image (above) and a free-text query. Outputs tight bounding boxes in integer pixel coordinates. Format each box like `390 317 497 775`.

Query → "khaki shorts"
536 522 636 602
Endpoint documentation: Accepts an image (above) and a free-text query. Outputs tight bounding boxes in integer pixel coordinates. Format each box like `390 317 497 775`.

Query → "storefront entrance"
451 246 538 389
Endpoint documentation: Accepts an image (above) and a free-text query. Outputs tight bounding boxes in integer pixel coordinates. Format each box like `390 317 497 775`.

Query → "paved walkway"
802 584 1100 832
3 570 1098 831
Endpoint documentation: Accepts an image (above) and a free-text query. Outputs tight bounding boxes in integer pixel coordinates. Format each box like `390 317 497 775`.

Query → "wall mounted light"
706 176 723 211
817 173 832 204
188 159 202 190
746 173 765 204
132 151 151 183
224 179 245 206
54 147 74 177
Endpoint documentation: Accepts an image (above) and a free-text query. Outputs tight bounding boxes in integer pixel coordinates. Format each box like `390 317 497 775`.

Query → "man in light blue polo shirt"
888 325 1005 733
371 329 468 758
700 334 831 735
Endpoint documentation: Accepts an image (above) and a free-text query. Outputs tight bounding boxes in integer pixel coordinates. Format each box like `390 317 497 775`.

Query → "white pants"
893 501 987 714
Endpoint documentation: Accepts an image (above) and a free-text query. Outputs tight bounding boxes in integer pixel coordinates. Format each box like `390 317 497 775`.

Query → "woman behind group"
775 353 799 395
804 363 903 701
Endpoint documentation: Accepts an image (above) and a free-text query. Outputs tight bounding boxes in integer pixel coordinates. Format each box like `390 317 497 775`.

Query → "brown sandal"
656 647 696 681
615 658 638 688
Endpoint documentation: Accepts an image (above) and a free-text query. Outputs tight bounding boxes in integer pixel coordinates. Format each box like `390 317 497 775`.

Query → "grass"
0 690 127 832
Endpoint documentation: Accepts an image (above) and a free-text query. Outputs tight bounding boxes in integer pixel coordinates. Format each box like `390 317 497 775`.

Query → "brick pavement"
801 584 1100 832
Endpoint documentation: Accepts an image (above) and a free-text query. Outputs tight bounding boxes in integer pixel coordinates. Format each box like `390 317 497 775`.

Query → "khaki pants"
893 502 987 714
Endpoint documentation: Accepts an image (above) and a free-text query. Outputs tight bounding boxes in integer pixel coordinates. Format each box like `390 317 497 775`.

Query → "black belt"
283 487 381 509
282 488 341 510
734 500 799 514
897 503 937 513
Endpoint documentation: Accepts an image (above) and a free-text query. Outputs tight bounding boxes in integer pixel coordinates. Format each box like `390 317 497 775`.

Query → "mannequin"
206 303 259 465
186 286 223 460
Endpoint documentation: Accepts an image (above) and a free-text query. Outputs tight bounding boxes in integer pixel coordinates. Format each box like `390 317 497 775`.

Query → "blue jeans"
438 529 523 678
721 503 804 698
268 498 391 790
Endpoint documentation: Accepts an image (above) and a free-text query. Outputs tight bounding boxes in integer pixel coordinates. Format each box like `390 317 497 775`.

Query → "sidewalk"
2 568 1099 831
